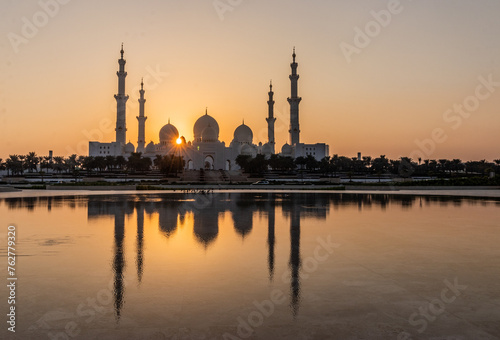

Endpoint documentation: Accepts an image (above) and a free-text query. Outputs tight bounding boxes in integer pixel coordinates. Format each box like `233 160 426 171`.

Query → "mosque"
89 46 329 170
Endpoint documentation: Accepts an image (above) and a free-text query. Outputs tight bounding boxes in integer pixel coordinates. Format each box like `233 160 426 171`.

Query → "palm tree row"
1 152 499 177
237 154 500 177
0 152 153 176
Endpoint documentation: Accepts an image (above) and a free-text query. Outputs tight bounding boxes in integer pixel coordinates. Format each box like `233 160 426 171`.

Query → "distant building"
89 46 329 168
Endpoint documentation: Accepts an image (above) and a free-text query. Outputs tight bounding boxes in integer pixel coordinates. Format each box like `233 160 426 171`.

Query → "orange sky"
0 0 499 161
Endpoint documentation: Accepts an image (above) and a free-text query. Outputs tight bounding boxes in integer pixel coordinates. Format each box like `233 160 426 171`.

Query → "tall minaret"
136 79 147 153
266 80 276 154
287 47 301 146
115 44 129 146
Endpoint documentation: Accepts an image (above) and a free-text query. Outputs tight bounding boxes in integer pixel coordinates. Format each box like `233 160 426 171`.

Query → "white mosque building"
89 46 329 170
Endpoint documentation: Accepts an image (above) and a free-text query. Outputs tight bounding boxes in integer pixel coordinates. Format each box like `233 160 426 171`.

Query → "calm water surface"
1 193 499 340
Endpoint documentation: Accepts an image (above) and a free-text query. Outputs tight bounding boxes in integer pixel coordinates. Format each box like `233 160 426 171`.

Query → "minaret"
287 47 301 146
115 44 129 146
266 80 276 154
136 79 147 153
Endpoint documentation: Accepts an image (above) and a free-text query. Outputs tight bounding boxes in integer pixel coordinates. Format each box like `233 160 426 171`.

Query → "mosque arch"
204 155 214 170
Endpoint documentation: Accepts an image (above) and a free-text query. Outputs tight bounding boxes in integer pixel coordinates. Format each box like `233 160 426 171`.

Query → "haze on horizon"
0 0 499 161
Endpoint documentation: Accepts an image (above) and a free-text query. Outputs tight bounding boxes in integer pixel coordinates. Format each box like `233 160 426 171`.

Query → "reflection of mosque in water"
86 193 334 319
1 193 486 320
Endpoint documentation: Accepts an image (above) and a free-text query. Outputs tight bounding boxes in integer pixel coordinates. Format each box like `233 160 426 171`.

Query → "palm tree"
94 156 107 173
452 159 463 174
494 159 500 173
305 155 319 171
295 156 306 170
319 156 331 176
105 155 116 171
438 159 448 175
81 156 95 174
25 152 39 172
64 154 79 173
52 156 65 173
5 155 22 176
40 156 52 173
18 155 26 175
153 155 163 170
362 156 372 173
330 154 339 177
116 156 126 170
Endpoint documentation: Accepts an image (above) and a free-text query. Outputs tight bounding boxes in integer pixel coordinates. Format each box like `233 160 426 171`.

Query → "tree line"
1 152 499 178
235 154 500 177
0 153 184 176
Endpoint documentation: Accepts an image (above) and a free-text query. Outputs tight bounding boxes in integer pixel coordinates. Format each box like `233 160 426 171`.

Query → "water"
1 192 499 339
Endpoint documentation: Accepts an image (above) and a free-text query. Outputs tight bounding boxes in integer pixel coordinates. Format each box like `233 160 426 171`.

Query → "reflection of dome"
233 123 253 144
194 112 219 140
281 143 292 155
202 125 218 142
159 123 179 144
125 142 135 154
145 141 155 154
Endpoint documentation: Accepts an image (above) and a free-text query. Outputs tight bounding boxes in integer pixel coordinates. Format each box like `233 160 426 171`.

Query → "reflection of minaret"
288 47 301 146
289 207 301 316
115 44 129 146
136 205 144 284
113 212 126 321
266 81 276 154
136 79 147 153
267 197 276 282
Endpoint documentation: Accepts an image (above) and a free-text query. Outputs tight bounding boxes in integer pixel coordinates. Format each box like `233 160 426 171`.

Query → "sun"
176 138 182 145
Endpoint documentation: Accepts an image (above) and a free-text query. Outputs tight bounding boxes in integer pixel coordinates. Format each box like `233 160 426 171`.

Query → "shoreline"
0 186 499 199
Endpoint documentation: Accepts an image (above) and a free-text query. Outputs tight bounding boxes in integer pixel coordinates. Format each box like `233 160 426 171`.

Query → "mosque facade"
89 46 329 170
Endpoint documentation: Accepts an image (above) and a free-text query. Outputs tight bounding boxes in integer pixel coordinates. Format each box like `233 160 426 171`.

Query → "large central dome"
159 122 179 144
194 111 219 140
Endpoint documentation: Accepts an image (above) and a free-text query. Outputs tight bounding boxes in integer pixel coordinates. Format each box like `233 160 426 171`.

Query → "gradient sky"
0 0 499 161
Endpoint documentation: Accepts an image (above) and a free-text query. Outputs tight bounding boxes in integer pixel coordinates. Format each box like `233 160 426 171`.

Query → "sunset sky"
0 0 499 161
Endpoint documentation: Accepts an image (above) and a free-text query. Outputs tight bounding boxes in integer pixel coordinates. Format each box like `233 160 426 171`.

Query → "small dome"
125 142 135 154
194 112 219 140
281 143 292 155
159 123 179 144
202 125 218 142
233 123 253 144
145 141 156 154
